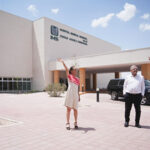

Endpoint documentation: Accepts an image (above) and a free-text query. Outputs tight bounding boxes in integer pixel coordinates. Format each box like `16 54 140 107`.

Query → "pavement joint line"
0 116 23 128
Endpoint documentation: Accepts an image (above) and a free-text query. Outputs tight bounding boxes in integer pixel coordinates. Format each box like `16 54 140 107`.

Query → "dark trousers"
125 93 142 124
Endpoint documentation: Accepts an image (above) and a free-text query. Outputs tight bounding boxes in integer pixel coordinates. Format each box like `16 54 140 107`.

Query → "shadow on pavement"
130 125 150 129
71 127 96 133
141 125 150 129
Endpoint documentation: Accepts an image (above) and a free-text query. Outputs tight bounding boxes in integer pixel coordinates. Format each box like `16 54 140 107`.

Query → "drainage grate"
0 117 22 127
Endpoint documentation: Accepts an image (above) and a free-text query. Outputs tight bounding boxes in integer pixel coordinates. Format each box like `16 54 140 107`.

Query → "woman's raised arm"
57 58 69 76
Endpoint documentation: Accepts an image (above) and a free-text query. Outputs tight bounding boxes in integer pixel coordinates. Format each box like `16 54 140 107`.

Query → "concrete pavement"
0 92 150 150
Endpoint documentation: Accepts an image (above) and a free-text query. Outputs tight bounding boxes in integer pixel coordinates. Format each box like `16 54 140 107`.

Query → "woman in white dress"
58 58 80 130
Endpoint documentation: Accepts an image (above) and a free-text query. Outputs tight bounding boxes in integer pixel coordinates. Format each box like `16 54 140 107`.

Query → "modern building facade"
0 10 150 92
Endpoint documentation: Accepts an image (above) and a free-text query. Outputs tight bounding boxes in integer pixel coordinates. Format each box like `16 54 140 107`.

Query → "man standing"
123 65 145 128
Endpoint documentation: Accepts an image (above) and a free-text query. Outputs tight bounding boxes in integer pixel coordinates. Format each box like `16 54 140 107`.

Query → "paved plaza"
0 92 150 150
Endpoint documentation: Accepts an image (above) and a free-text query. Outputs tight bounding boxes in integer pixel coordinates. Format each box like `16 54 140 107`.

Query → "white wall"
0 11 121 91
32 18 46 90
0 10 32 78
97 73 115 89
49 47 150 71
44 17 121 88
44 17 120 61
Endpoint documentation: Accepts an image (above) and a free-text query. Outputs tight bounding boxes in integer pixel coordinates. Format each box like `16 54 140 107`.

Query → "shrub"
45 83 66 97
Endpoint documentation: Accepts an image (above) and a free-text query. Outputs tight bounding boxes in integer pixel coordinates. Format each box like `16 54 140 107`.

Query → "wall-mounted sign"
50 25 59 41
50 25 88 45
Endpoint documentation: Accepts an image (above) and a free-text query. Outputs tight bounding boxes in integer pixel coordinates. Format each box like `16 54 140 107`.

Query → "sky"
0 0 150 50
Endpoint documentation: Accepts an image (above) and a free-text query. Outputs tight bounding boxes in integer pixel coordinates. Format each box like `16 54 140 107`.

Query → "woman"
58 58 80 130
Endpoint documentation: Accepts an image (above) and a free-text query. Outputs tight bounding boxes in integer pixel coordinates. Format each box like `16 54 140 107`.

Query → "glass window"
14 78 18 81
110 80 119 86
18 82 22 90
14 81 18 90
0 77 31 92
23 82 26 90
8 82 12 90
12 82 14 91
145 80 150 86
119 80 125 86
27 82 31 90
3 82 7 90
0 81 2 91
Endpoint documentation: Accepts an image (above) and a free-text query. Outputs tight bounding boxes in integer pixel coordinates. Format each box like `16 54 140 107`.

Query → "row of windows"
0 77 32 92
0 77 31 81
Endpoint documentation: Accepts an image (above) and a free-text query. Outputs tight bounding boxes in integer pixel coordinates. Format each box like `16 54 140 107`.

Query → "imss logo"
50 25 88 45
50 25 59 41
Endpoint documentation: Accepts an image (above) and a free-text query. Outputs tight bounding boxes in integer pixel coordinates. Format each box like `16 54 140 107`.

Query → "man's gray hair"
130 65 138 70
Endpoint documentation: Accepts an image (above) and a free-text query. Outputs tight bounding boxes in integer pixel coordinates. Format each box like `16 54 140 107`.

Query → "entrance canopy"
49 47 150 73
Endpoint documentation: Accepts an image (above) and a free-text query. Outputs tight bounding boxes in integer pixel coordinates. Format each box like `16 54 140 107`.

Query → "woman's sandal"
66 123 70 130
74 122 78 129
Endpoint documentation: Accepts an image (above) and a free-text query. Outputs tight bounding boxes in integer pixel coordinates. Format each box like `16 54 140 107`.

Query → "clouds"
91 13 114 28
140 14 150 31
91 2 150 32
141 13 150 20
27 4 38 17
27 4 59 17
51 8 59 14
91 3 137 28
116 3 136 22
139 23 150 31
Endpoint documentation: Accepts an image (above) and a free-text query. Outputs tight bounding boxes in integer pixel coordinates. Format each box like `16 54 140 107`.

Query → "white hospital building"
0 10 150 92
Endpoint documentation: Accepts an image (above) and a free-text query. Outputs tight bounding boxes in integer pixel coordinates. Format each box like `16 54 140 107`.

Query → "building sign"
50 25 59 41
50 25 88 45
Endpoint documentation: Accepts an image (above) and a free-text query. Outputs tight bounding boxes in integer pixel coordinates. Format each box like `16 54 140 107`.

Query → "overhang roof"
49 47 150 73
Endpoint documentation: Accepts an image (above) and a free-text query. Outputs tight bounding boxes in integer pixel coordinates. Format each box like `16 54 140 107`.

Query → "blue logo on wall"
50 25 59 41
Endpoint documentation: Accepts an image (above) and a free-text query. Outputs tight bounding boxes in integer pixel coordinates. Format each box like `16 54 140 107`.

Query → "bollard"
96 88 100 102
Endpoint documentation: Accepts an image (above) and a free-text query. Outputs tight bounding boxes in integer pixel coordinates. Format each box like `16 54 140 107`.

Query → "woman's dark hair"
69 66 75 74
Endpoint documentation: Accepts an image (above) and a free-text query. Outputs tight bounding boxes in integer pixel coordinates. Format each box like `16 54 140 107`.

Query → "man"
123 65 145 128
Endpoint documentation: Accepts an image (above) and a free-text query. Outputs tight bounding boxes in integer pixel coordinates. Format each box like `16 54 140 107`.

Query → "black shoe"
135 124 141 128
74 122 78 129
124 122 129 127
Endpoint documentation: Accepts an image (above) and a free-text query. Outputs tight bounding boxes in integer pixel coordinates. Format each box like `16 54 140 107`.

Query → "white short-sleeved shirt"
123 74 145 96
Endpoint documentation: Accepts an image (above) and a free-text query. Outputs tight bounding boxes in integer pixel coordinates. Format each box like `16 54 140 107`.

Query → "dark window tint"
27 82 31 90
0 77 32 92
109 80 119 86
8 82 12 90
0 81 2 91
3 82 7 90
14 82 18 90
145 80 150 86
119 80 125 86
23 82 26 90
18 82 22 90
